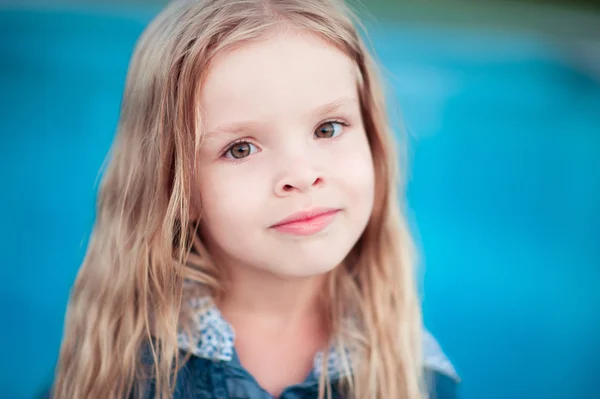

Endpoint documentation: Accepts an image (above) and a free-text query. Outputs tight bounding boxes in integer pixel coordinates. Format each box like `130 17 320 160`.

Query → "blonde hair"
53 0 425 398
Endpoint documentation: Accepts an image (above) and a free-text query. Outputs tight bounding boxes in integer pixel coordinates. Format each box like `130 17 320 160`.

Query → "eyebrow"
311 96 359 119
204 96 359 138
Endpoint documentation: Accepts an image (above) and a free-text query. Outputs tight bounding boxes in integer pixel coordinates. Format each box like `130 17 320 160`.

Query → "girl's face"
196 29 374 278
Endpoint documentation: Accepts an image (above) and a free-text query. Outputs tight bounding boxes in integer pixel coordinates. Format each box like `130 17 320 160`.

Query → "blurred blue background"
0 1 599 398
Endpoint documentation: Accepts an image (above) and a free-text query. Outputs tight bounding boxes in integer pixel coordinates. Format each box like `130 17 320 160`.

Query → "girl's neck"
217 266 329 333
215 266 331 397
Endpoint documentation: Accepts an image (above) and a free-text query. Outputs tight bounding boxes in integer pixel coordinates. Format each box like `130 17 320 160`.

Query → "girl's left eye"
314 121 345 139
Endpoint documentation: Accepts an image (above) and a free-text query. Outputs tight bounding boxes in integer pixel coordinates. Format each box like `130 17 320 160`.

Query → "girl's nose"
273 153 324 197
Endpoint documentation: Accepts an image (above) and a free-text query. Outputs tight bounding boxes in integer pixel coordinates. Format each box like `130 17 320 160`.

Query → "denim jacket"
46 295 459 399
133 295 459 399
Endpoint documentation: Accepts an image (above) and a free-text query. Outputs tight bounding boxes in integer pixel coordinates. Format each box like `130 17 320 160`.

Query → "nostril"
283 184 293 191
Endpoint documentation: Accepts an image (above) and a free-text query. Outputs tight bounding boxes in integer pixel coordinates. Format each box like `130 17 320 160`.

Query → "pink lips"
271 208 340 236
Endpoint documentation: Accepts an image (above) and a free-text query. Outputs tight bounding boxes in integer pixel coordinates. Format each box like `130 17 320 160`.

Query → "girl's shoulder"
423 329 459 378
423 330 460 399
426 369 460 399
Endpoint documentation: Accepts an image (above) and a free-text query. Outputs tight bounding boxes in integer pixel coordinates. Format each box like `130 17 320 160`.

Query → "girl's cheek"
331 131 372 170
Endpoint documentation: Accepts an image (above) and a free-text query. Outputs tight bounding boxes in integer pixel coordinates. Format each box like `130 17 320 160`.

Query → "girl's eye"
314 121 345 139
224 141 258 160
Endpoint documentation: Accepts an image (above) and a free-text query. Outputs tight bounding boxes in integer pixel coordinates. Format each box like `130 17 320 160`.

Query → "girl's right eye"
223 141 259 160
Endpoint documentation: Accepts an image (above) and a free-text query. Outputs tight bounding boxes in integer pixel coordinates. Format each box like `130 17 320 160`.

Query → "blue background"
1 4 599 399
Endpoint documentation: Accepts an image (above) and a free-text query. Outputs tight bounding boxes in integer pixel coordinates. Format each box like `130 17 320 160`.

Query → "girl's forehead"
199 30 359 125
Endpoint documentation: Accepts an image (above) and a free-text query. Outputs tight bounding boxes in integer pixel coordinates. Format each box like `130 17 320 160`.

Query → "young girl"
51 0 459 398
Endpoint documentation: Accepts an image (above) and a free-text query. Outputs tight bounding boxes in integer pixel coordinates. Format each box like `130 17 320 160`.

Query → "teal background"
1 3 599 399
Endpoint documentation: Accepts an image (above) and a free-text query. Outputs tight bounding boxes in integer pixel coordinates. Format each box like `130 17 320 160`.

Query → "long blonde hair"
53 0 424 398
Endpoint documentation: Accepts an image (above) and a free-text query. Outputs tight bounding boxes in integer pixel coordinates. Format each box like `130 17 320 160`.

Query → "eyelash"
220 119 350 162
321 119 350 133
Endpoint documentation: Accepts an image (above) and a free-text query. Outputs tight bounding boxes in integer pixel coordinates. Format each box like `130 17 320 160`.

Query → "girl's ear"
189 187 201 221
189 202 200 221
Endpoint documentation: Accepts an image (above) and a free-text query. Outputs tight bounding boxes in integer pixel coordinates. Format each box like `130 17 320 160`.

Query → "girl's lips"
271 208 341 236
